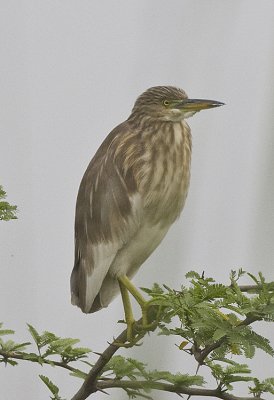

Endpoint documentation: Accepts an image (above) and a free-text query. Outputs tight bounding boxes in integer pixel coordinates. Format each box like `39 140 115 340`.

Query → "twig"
238 284 274 292
0 350 78 373
193 314 259 364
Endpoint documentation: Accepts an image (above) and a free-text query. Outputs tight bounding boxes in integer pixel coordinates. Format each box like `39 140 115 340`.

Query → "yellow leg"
118 275 149 328
118 279 135 341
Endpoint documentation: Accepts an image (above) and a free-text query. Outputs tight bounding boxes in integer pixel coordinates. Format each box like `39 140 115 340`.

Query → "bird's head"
129 86 224 123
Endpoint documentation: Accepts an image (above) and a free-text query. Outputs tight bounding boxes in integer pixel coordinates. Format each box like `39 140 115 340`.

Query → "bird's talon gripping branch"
117 275 158 341
113 334 144 348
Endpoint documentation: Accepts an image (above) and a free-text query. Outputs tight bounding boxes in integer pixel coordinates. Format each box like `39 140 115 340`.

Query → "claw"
113 334 143 348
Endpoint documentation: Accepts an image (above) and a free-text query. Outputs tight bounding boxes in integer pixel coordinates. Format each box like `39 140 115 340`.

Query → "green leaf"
242 342 255 359
104 355 145 380
185 271 202 280
246 272 260 285
39 375 64 400
0 329 15 336
39 331 60 347
69 369 88 379
149 371 204 386
5 359 18 366
127 358 150 380
48 338 80 352
124 389 153 400
141 283 164 296
45 337 91 362
0 340 18 352
27 324 41 346
39 375 59 395
0 186 17 220
248 330 274 356
12 342 31 351
225 376 254 384
212 328 227 341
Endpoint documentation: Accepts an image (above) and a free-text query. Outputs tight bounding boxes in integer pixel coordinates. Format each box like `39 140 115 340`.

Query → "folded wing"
70 122 142 313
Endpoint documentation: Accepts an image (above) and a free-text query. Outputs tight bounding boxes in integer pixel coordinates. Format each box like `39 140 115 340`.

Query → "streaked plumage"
71 86 223 316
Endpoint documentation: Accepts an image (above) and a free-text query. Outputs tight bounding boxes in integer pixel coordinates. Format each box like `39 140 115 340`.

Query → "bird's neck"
140 120 192 151
128 113 186 130
135 120 192 225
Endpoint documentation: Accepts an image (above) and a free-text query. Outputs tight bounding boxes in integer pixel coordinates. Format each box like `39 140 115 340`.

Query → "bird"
70 86 224 341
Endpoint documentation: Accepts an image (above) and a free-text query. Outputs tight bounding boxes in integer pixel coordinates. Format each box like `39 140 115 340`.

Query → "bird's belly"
145 166 190 226
109 222 170 278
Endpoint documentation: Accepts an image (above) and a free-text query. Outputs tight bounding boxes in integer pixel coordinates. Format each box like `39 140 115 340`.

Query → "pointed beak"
175 99 225 111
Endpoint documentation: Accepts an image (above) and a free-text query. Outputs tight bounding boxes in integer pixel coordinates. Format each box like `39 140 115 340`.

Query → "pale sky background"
1 1 274 399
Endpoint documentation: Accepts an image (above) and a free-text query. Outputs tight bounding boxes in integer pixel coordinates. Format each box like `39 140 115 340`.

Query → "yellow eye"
163 100 170 106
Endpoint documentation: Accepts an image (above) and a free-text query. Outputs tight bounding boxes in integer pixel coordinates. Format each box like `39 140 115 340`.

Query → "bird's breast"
138 121 192 225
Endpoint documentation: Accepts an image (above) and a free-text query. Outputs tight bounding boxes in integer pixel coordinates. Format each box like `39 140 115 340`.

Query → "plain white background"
1 1 274 399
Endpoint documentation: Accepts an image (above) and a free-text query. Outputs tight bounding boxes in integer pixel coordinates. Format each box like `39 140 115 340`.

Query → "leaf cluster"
0 185 17 221
0 323 91 398
27 324 91 364
207 359 253 391
101 355 204 399
39 375 65 400
249 377 274 397
0 323 30 366
1 270 274 400
143 269 274 395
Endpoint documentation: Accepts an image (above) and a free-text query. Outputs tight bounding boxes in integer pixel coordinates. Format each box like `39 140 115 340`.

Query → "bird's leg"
118 279 135 342
118 275 149 329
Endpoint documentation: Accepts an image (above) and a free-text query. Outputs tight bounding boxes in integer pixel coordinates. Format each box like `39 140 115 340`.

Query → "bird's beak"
174 99 225 111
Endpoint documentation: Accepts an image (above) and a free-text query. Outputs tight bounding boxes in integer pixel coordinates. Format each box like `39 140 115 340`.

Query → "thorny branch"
97 380 263 400
1 278 272 400
71 317 145 400
70 313 264 400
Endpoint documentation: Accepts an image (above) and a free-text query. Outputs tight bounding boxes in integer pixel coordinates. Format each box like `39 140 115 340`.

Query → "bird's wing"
71 122 142 313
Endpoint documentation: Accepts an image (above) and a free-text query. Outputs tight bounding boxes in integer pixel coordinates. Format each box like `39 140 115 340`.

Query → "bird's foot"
112 330 144 348
113 305 161 347
112 337 143 348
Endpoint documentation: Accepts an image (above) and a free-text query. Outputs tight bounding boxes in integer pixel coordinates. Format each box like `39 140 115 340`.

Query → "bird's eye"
163 100 170 107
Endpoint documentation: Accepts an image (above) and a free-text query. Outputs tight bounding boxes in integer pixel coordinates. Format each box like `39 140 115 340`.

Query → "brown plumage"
71 86 223 315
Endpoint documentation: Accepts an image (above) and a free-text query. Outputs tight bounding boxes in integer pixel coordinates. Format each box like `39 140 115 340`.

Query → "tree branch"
71 313 264 400
97 380 263 400
71 322 129 400
71 313 157 400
